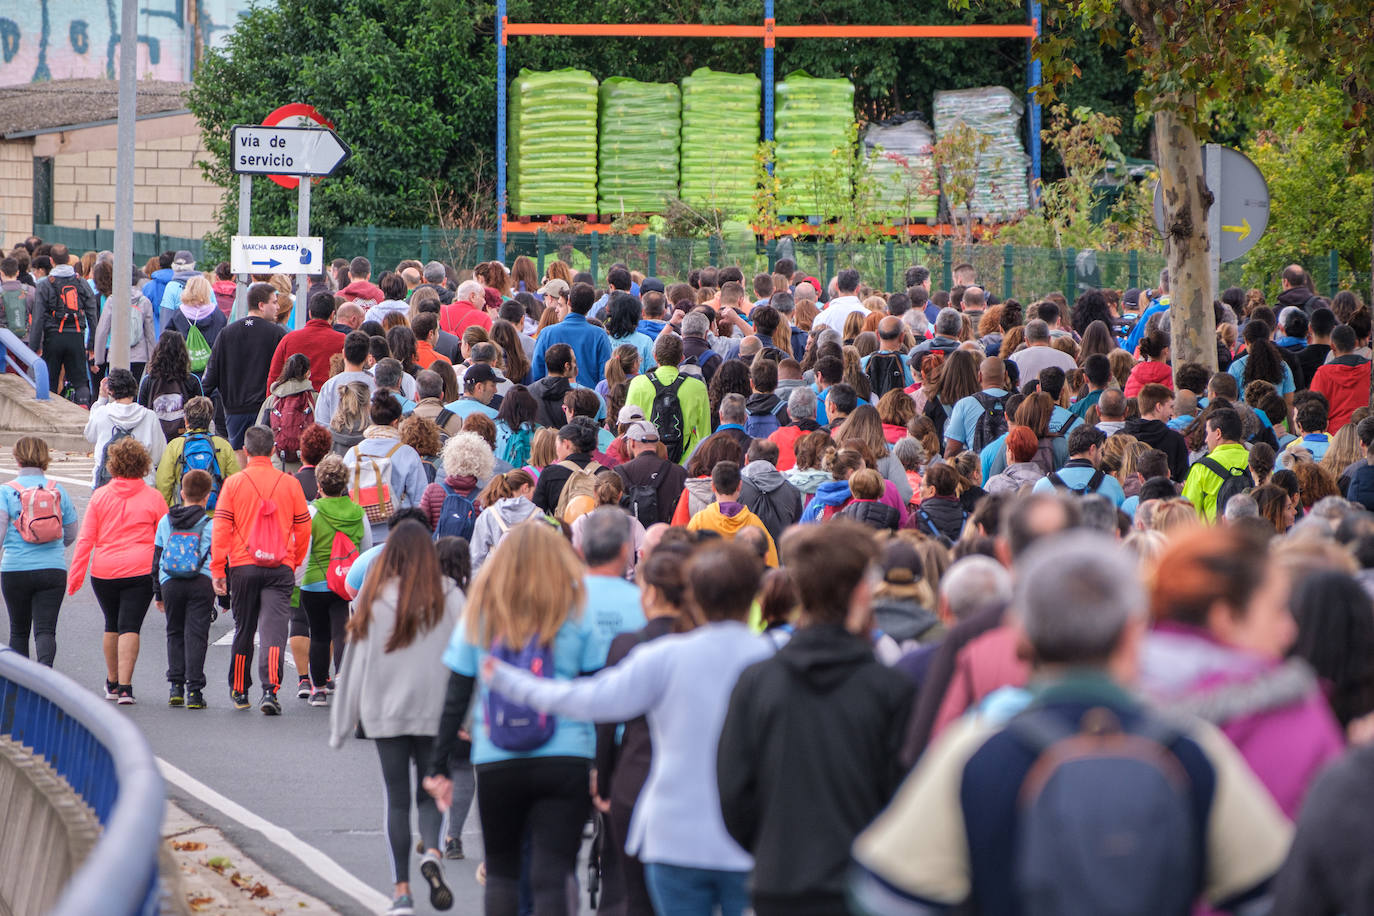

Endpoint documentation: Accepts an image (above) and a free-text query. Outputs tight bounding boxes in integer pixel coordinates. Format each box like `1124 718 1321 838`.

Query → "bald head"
878 316 903 344
979 357 1006 388
738 336 762 360
402 267 422 288
335 302 365 329
962 286 986 310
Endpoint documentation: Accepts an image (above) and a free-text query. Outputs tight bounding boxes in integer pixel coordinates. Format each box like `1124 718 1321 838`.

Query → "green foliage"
930 122 991 247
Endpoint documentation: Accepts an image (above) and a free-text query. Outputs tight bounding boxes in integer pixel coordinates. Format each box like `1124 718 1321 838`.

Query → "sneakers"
185 689 206 710
231 690 252 710
308 689 328 708
116 685 136 705
320 677 336 695
444 836 464 860
296 676 311 699
104 680 119 700
419 852 453 911
260 687 282 716
384 894 414 916
169 684 185 707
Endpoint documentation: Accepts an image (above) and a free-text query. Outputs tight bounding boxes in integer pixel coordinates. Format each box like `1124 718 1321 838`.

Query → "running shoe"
116 685 136 706
169 684 185 707
260 687 282 716
231 690 251 710
185 689 206 710
444 836 464 860
296 675 311 699
384 894 414 916
104 680 119 700
309 689 328 708
419 852 453 911
321 677 336 695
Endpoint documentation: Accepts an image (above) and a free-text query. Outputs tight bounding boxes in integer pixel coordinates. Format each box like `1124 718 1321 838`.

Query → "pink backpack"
6 481 63 544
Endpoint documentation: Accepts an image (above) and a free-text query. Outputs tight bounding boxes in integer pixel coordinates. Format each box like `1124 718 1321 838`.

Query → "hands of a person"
481 655 497 682
156 600 165 613
423 774 453 812
590 771 612 814
213 577 228 596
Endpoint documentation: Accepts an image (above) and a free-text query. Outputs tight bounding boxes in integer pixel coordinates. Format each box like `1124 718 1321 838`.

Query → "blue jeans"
643 863 749 916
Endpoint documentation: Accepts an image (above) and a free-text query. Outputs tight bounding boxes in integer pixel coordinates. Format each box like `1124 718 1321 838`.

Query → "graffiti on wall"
0 0 252 86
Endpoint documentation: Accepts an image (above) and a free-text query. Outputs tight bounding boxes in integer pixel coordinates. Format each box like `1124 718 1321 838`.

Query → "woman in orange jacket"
68 437 169 705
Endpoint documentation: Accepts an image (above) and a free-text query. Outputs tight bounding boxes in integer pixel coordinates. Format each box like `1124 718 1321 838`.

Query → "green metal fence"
34 223 206 269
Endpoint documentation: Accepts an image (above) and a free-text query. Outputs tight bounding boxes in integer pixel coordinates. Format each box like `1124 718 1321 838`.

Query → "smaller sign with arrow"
231 236 324 275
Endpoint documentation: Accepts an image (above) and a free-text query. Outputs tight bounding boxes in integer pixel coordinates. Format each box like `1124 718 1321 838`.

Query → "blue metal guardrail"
0 328 51 400
0 647 164 916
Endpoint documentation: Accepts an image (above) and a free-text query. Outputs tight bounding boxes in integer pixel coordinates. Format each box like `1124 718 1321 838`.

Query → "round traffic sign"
1152 146 1270 263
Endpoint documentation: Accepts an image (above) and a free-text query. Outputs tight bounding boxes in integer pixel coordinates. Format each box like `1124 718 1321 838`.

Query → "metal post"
109 0 138 371
942 239 953 290
366 224 378 265
884 241 895 293
154 218 162 258
824 242 836 291
1065 246 1078 302
1128 249 1139 291
589 232 600 281
1206 143 1221 306
419 225 430 263
293 177 311 331
647 234 658 278
233 174 251 320
1003 244 1014 301
495 0 508 263
536 229 547 276
763 0 775 147
1329 248 1339 297
1027 0 1043 199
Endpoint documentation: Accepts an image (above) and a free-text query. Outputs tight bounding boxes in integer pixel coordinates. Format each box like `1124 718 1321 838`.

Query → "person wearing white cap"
613 419 688 526
605 404 646 465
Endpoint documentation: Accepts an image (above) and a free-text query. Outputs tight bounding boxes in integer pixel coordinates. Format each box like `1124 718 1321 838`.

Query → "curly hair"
147 329 191 382
1241 321 1287 390
707 360 753 428
299 424 333 466
315 454 349 497
400 415 443 457
441 430 494 479
105 437 151 480
877 388 917 428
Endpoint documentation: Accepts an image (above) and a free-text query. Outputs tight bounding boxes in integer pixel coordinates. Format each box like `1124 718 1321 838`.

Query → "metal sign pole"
295 178 311 330
234 173 252 320
109 0 138 371
1206 143 1221 306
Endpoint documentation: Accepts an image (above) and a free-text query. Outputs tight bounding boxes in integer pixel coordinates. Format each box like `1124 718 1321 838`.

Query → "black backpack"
970 391 1012 452
866 351 907 398
48 273 86 334
1197 457 1254 515
649 374 687 463
1048 468 1107 495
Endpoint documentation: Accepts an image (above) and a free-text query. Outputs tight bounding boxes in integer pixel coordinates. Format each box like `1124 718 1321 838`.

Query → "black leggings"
299 589 349 687
376 735 443 884
1 568 66 666
476 758 591 916
43 332 91 405
91 574 155 635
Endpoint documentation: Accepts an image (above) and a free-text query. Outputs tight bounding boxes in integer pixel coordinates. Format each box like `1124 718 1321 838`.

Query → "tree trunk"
1153 110 1218 373
1368 142 1373 408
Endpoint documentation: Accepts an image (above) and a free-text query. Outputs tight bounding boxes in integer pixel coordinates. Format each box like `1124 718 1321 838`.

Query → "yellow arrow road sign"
1220 217 1251 242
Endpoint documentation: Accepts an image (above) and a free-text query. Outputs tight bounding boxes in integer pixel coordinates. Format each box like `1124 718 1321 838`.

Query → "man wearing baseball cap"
443 363 500 421
538 277 570 306
613 419 688 525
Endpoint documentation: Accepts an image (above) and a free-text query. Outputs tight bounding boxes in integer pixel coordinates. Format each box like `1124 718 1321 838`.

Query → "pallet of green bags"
509 68 598 215
774 71 854 218
679 68 760 216
598 77 681 216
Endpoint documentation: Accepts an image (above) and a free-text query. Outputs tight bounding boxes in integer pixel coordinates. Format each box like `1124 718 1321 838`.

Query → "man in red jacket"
337 256 385 304
1310 324 1371 433
440 279 492 336
265 291 346 393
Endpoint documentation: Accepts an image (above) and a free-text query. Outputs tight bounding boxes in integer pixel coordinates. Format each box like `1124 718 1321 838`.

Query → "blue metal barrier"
0 328 51 399
0 647 164 916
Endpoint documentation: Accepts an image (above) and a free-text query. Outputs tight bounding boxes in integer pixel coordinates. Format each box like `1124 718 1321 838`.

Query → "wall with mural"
0 0 253 86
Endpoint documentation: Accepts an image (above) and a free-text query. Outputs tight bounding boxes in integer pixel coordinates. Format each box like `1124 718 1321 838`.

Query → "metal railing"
0 328 51 400
0 647 164 916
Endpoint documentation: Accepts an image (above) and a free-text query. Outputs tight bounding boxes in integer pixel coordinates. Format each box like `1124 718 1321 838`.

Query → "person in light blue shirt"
531 283 613 387
943 357 1011 456
577 508 647 639
1030 425 1127 507
0 436 80 667
442 363 501 421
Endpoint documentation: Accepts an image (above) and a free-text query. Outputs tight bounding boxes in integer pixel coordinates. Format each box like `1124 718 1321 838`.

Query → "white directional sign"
229 125 350 177
230 236 324 275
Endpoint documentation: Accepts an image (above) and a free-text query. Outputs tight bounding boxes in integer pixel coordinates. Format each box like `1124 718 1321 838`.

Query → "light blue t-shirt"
443 611 609 765
0 473 79 572
345 543 385 594
1228 357 1295 400
610 332 658 371
1121 495 1140 518
584 575 646 646
442 397 500 421
1031 462 1127 507
153 514 214 583
944 388 1009 447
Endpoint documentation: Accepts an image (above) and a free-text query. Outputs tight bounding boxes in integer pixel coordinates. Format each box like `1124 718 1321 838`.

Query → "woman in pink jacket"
69 437 168 705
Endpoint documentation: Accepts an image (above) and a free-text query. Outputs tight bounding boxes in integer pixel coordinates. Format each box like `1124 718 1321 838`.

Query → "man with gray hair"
421 261 453 303
411 368 463 436
892 554 1014 688
1222 491 1259 524
766 385 821 470
901 307 930 342
441 278 490 336
575 507 646 634
681 310 723 384
910 307 963 360
856 532 1292 915
1010 318 1077 379
715 392 752 454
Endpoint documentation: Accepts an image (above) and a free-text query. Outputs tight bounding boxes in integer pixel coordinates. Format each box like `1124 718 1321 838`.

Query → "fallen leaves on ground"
172 840 208 852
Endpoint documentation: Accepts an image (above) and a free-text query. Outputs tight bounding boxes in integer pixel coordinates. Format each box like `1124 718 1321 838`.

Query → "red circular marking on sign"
261 104 335 189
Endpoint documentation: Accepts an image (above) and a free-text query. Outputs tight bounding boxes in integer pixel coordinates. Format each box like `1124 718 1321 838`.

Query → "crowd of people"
4 235 1374 915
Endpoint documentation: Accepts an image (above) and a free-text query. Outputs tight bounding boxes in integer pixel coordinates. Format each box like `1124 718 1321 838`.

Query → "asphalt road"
0 448 596 916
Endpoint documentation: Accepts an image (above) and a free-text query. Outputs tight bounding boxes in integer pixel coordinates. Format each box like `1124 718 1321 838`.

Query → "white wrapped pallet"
932 86 1030 220
862 116 938 221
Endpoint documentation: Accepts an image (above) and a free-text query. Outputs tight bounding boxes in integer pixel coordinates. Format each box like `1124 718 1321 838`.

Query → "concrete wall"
0 0 256 86
2 112 221 249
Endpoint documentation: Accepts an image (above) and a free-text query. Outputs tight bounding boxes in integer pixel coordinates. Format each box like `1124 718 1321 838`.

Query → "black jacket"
201 313 287 414
532 452 603 513
839 498 900 531
150 504 208 600
1277 285 1320 314
30 268 98 347
681 335 721 384
526 375 574 429
717 625 914 912
1123 417 1190 482
1297 343 1331 391
613 453 689 526
914 495 965 543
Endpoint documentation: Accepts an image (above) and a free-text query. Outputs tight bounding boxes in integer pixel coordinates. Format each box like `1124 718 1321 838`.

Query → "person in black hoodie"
743 358 792 438
525 342 579 428
1123 382 1191 481
717 520 914 916
152 468 216 709
202 282 287 450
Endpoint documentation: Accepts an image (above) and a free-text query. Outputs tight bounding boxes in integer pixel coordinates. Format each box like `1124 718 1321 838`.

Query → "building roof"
0 79 192 138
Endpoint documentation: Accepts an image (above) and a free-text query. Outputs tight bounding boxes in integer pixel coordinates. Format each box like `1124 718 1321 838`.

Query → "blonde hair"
529 427 559 469
181 275 214 307
464 521 585 648
331 381 372 433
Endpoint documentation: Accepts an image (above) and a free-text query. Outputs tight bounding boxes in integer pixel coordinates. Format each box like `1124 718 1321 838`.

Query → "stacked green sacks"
509 68 598 215
598 78 681 215
774 72 855 217
679 69 760 216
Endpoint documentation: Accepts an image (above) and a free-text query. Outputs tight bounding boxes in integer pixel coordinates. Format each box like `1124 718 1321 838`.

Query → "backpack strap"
1197 456 1238 481
915 508 940 537
558 459 584 473
1087 468 1106 491
435 407 456 430
1047 472 1067 490
1007 707 1078 754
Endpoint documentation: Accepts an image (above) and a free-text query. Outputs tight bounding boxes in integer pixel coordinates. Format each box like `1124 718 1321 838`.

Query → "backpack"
161 517 211 579
553 459 600 522
5 480 63 543
970 391 1012 453
108 296 144 350
1009 707 1199 916
1198 457 1254 515
648 374 687 463
744 400 787 439
2 286 28 336
434 407 458 436
435 481 481 540
348 441 404 525
324 528 360 598
148 374 191 441
1047 468 1107 496
95 425 136 489
177 433 224 511
47 273 86 334
866 351 907 398
270 390 316 464
186 323 212 373
499 423 534 468
241 477 287 567
484 634 558 751
620 470 660 525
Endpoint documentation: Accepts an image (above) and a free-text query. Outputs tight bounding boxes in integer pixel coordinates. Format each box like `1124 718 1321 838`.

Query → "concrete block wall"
0 139 35 250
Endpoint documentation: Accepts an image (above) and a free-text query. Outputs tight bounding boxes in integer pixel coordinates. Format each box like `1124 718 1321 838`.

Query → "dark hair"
369 390 403 426
343 330 370 366
1174 362 1211 395
386 326 418 373
687 432 744 477
1331 325 1358 353
1207 407 1243 443
497 384 538 428
1241 321 1287 390
605 291 642 338
147 329 191 382
1309 307 1337 338
368 335 391 365
1138 332 1168 360
1290 571 1374 727
435 536 472 592
300 423 333 466
569 282 596 315
1139 476 1178 502
781 520 876 622
1295 398 1329 434
380 272 406 301
275 352 311 386
1071 290 1112 336
686 542 763 623
814 355 844 385
835 268 860 294
825 383 859 418
545 343 575 375
1067 423 1105 455
711 460 742 495
411 312 439 341
247 281 275 313
308 290 335 321
558 418 598 453
1083 353 1112 387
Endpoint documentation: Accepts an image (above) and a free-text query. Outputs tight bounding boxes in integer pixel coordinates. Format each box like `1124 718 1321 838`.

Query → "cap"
538 278 570 298
880 539 925 585
625 420 660 443
640 277 665 294
464 364 499 386
172 249 195 269
617 404 646 424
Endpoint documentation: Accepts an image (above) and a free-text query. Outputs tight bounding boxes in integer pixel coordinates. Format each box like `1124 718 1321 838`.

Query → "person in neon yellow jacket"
624 334 710 465
1182 406 1250 522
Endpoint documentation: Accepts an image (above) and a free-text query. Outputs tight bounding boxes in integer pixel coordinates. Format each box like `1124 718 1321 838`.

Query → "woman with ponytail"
469 470 542 569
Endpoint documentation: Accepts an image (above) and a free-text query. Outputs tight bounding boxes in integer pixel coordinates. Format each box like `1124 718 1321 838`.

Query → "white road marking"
157 758 391 913
0 466 93 488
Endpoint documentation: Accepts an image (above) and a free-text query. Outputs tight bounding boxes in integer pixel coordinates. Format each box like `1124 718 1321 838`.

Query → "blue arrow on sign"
253 258 282 268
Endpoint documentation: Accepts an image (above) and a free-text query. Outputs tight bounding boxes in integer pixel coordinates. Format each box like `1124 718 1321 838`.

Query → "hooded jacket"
740 461 803 542
84 398 167 487
717 625 914 912
614 453 689 526
800 479 851 523
211 279 237 316
141 267 174 317
983 461 1045 495
527 375 575 428
744 391 791 430
343 427 429 540
1310 355 1372 433
783 466 831 497
680 335 722 384
338 279 386 303
686 501 778 565
470 496 545 569
871 596 940 647
31 264 99 346
92 288 157 365
151 504 212 596
301 495 370 589
69 476 168 591
1124 416 1191 481
839 498 900 531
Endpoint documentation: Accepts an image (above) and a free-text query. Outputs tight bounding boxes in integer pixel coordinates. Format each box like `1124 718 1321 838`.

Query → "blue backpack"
434 481 480 541
485 634 557 751
178 433 223 511
499 424 535 469
744 400 787 439
161 518 210 579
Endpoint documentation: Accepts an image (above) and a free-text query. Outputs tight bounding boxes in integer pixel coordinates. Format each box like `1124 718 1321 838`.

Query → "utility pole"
109 0 138 370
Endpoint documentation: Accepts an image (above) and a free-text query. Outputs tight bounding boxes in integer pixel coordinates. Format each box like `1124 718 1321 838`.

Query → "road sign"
1153 145 1269 263
230 125 350 177
261 104 336 190
230 236 323 275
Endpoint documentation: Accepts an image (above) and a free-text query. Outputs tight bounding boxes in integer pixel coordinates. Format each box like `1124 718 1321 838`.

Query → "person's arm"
401 451 428 509
716 671 761 851
217 440 241 478
93 303 111 366
66 496 100 595
210 480 235 580
487 642 668 724
155 443 177 506
428 670 477 777
60 487 79 546
202 335 222 398
81 282 98 350
327 624 369 748
151 519 166 603
287 478 312 570
264 337 288 399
